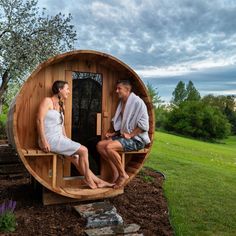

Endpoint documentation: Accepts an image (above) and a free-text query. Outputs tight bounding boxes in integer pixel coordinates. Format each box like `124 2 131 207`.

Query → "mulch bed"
0 168 173 236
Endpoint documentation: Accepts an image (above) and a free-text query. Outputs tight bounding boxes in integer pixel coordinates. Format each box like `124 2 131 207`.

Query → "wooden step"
0 163 27 174
42 187 124 205
0 144 20 164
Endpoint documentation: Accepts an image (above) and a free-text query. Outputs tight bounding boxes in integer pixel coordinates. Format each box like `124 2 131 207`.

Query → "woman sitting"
37 80 113 189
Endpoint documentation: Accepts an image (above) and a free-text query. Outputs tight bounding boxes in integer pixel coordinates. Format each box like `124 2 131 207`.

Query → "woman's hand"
42 140 51 153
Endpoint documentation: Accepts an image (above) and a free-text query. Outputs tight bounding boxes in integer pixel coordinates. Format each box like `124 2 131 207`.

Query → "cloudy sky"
38 0 236 102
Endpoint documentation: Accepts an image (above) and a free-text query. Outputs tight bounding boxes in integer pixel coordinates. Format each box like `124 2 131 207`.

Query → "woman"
37 80 113 189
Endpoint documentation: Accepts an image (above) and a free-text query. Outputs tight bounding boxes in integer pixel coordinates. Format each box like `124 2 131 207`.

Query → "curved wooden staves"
7 50 155 200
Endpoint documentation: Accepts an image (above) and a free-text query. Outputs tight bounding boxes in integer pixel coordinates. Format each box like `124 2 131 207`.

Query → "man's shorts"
112 135 145 152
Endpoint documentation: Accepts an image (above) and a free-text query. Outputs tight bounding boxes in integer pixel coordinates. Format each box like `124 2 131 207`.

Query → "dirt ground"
0 168 173 236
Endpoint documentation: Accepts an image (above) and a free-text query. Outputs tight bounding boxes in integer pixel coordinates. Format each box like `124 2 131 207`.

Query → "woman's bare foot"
96 180 115 188
84 178 97 189
113 174 129 189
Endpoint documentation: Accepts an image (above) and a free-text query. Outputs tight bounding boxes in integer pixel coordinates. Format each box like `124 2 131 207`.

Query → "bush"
0 200 17 233
155 105 169 130
202 94 236 135
165 101 231 140
0 114 7 139
0 212 16 232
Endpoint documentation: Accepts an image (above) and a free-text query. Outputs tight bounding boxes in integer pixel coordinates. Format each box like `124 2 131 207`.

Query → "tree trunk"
0 70 10 114
0 99 2 115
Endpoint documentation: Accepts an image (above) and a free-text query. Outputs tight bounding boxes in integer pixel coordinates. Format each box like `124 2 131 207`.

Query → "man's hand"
122 132 132 139
122 127 143 139
105 132 116 139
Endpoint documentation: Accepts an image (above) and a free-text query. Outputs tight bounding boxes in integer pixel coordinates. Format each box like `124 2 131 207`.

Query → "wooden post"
52 154 57 189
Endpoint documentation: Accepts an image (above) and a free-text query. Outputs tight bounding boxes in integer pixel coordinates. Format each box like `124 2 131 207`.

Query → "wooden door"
70 71 103 175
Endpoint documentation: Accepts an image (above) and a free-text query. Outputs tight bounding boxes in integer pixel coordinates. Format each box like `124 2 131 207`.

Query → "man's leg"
69 155 113 188
97 140 119 182
105 141 129 188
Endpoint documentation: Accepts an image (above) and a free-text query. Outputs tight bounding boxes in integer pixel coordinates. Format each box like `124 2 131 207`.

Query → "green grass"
145 131 236 236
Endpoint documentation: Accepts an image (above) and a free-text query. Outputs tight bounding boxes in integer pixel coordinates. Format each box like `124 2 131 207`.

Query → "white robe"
112 92 150 144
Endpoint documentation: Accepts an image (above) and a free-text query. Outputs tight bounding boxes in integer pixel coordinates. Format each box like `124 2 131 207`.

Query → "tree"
202 94 236 134
165 100 231 140
171 81 187 105
155 105 169 130
0 0 77 113
146 82 162 108
186 80 201 101
202 94 235 112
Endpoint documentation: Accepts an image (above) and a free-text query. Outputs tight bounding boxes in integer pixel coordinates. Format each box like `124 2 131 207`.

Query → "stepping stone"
74 201 123 228
74 201 117 217
86 212 123 228
85 223 141 236
125 234 143 236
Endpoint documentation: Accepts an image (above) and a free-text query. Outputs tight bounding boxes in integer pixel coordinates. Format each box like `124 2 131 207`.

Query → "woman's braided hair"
52 80 68 122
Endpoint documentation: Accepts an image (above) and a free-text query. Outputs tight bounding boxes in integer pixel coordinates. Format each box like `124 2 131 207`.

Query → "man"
97 79 150 189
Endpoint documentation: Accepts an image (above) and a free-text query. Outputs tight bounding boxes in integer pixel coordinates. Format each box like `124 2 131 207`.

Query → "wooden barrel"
7 50 155 200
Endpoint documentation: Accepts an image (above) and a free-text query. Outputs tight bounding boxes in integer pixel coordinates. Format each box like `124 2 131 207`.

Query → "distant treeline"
147 81 236 141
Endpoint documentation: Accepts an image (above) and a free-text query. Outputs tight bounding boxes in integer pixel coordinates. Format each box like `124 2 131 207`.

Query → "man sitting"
97 79 150 188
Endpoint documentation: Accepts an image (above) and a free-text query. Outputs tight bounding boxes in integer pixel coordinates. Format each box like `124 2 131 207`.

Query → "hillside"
146 131 236 236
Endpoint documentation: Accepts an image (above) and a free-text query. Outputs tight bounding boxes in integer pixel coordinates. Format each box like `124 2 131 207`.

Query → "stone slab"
74 201 123 228
85 223 141 236
86 211 123 228
74 201 117 218
125 234 143 236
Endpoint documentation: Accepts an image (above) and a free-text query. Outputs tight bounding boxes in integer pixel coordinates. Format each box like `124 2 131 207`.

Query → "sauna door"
71 72 102 174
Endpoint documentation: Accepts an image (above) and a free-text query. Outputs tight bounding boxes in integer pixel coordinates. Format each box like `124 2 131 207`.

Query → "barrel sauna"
7 50 155 200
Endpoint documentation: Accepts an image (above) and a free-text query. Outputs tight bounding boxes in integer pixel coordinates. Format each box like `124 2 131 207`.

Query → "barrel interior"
11 51 154 199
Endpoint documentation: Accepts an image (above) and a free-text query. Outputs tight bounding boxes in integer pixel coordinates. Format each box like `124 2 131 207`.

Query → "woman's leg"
73 145 97 189
71 146 113 188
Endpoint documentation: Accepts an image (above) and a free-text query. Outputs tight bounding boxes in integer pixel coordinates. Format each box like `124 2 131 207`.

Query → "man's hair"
116 79 132 88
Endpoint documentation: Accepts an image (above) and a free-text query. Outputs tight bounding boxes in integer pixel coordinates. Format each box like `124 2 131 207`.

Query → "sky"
38 0 236 102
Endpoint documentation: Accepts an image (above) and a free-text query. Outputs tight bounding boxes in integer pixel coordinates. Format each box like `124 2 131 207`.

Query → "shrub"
0 200 17 233
165 101 231 140
0 113 7 139
155 105 169 130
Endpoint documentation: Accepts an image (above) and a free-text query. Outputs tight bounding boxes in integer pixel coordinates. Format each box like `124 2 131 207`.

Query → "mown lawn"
145 131 236 236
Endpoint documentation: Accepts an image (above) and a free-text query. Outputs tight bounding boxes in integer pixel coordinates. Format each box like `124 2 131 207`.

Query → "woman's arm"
36 97 51 152
62 125 67 137
62 104 67 137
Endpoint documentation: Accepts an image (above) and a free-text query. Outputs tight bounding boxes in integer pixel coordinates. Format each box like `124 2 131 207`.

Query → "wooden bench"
21 148 149 189
22 149 58 189
118 148 149 167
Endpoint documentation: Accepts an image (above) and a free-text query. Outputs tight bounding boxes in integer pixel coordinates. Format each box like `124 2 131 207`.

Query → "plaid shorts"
112 135 145 152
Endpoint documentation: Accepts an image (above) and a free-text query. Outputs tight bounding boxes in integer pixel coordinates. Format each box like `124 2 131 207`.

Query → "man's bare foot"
110 174 119 184
96 180 115 188
113 174 129 189
84 178 97 189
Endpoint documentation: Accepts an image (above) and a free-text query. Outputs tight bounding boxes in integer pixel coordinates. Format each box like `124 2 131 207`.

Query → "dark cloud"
144 65 236 101
38 0 236 101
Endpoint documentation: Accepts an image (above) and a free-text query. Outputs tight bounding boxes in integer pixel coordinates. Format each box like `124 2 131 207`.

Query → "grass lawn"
145 131 236 236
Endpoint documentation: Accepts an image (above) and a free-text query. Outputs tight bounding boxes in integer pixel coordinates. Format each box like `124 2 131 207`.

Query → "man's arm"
104 122 117 139
122 100 149 139
122 127 143 139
